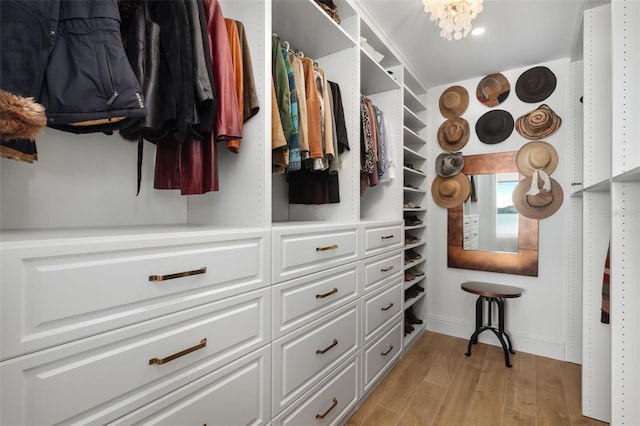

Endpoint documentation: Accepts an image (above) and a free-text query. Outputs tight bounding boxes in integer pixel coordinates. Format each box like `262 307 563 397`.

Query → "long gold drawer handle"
381 235 394 239
316 244 338 252
316 288 338 299
316 338 338 355
315 398 338 420
149 267 207 282
381 266 394 272
381 302 394 311
381 345 394 356
149 338 207 365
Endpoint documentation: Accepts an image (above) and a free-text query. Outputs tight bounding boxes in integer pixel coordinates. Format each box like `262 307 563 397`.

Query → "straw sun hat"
431 173 471 208
476 73 510 107
515 66 557 103
515 104 562 140
516 141 558 176
438 117 470 152
439 85 469 119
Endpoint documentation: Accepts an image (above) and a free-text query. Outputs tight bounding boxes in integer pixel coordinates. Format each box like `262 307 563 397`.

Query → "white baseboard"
427 314 566 361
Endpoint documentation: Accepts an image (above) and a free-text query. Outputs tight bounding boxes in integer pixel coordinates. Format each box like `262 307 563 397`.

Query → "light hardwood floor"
345 331 608 426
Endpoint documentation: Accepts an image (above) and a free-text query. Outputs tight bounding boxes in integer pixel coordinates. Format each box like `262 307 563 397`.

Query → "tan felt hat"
431 173 471 208
439 85 469 118
438 117 470 152
516 141 559 176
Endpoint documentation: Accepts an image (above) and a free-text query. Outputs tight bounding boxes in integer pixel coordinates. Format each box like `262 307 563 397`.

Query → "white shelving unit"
581 1 640 424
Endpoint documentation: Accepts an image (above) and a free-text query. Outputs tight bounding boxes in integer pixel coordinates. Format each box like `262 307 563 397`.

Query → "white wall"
425 58 573 361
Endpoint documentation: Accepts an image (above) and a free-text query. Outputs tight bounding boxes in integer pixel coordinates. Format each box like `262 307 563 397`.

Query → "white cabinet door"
272 301 359 415
0 288 270 426
109 346 271 426
0 230 269 359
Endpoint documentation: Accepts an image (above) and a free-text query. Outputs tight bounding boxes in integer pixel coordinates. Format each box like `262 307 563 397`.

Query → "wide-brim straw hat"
438 117 470 151
516 141 559 176
431 173 471 208
516 66 557 103
475 109 514 144
439 85 469 118
512 175 564 219
515 104 562 140
435 151 464 177
476 73 510 107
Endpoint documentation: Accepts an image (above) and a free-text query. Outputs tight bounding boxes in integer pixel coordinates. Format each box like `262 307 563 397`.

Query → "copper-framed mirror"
447 151 539 276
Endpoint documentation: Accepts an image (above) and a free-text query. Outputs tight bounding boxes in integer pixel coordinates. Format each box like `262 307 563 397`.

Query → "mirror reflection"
463 173 520 253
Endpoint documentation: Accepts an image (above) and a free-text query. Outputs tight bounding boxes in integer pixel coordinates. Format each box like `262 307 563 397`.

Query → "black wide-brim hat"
516 66 557 103
475 109 514 144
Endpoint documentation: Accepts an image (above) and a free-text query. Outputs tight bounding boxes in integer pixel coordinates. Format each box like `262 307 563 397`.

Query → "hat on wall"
475 109 514 144
515 66 557 103
438 117 470 151
512 174 564 219
431 173 471 208
515 104 562 140
516 141 558 176
435 152 464 177
476 73 510 107
439 85 469 118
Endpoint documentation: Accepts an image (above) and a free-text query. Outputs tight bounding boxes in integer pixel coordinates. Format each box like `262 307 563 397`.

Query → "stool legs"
465 296 515 367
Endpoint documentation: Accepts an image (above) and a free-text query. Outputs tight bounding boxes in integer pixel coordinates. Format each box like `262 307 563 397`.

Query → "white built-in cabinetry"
579 1 640 424
1 0 427 424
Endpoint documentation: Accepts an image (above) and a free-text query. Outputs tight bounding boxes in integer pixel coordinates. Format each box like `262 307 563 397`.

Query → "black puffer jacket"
1 0 146 136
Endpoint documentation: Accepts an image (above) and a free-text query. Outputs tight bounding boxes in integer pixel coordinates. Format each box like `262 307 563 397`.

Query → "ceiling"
357 0 602 90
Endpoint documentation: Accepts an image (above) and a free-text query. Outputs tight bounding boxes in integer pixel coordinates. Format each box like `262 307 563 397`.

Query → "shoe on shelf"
404 215 423 226
405 287 420 299
404 272 416 282
405 234 420 245
405 307 424 325
405 249 422 260
416 285 425 293
403 201 421 209
407 267 424 276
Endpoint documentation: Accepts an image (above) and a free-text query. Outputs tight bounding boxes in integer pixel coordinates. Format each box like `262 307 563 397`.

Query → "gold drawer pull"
381 302 394 311
381 235 394 240
381 345 394 356
315 398 338 420
316 338 338 355
149 338 207 365
316 288 338 299
149 267 207 282
381 266 394 272
316 244 338 252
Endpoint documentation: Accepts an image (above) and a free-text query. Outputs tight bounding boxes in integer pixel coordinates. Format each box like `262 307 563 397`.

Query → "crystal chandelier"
422 0 484 41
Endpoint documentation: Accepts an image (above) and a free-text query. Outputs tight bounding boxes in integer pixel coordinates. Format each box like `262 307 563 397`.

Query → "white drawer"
272 224 359 283
362 221 404 258
363 321 403 392
109 346 271 426
363 278 403 342
272 355 359 426
272 301 359 415
0 288 270 426
0 230 269 359
363 249 403 293
272 262 360 339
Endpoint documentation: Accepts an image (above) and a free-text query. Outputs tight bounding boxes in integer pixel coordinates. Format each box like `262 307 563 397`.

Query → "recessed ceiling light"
471 27 485 36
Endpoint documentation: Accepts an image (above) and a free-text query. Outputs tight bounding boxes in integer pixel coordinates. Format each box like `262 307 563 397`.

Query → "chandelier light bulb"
422 0 484 41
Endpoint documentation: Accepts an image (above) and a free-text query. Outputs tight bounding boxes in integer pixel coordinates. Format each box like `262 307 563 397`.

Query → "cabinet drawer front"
1 232 269 359
363 321 403 391
272 225 359 283
363 250 403 293
362 222 403 257
273 355 359 426
363 279 403 341
272 302 359 414
109 346 271 426
0 289 270 426
272 263 360 339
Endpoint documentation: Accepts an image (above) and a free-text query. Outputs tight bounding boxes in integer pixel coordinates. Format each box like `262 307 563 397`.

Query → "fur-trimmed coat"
0 0 147 162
